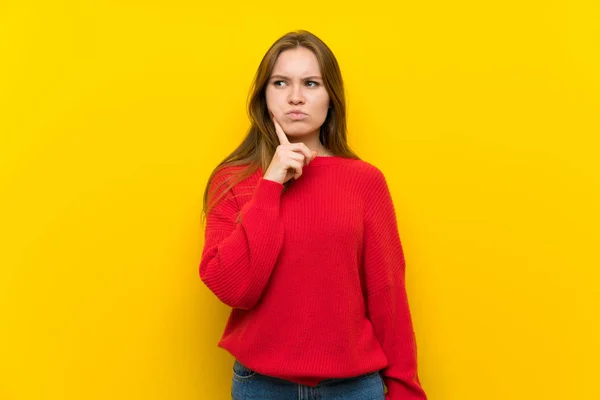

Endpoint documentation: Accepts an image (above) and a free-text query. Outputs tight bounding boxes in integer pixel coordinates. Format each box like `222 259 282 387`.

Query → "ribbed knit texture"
199 155 427 400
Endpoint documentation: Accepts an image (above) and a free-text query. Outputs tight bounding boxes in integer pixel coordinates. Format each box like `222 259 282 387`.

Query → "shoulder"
208 163 259 194
341 159 395 211
211 164 247 182
343 158 388 186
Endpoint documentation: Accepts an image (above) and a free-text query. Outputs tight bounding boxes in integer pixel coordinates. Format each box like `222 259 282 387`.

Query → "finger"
272 116 290 145
288 151 305 164
290 142 314 165
287 159 303 179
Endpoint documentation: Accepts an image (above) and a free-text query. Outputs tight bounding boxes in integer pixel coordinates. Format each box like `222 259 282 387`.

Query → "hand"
263 113 318 184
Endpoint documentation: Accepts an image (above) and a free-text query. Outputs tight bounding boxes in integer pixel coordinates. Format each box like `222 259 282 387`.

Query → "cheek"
312 94 330 117
265 88 274 108
266 90 285 115
315 90 330 106
265 87 276 102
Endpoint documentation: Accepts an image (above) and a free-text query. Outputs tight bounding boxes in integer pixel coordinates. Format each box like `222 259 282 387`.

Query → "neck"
287 130 332 156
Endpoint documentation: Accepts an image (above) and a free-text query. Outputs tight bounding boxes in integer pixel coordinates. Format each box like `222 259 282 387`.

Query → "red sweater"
199 155 427 400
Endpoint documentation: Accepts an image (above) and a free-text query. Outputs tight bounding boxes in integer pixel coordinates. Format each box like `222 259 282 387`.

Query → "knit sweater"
199 155 427 400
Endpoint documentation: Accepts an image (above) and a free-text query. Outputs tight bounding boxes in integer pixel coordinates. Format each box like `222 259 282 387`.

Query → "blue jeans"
231 359 386 400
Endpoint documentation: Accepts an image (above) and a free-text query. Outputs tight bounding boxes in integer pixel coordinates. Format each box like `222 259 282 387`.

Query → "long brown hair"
201 29 360 224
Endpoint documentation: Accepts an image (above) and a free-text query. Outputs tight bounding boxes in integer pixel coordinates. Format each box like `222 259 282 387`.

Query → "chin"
281 124 317 136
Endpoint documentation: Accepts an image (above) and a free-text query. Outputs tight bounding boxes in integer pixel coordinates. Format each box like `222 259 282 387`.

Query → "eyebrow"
269 75 323 80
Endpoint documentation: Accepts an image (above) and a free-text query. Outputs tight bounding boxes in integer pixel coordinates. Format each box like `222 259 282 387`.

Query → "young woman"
199 29 427 400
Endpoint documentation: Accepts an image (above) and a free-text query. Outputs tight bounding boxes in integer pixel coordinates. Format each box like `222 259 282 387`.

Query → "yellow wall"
1 1 598 399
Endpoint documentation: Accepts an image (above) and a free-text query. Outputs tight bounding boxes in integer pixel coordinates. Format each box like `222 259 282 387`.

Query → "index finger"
272 116 290 145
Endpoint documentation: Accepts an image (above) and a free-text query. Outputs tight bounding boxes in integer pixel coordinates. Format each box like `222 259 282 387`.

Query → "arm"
362 168 427 400
199 170 285 309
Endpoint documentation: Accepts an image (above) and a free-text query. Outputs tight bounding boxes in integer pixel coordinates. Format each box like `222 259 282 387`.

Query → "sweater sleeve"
199 170 285 310
362 168 427 400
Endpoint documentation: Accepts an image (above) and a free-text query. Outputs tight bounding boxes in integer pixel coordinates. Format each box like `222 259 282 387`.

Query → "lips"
287 111 307 120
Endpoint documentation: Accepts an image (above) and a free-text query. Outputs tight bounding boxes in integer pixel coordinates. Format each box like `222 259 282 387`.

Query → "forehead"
271 47 321 76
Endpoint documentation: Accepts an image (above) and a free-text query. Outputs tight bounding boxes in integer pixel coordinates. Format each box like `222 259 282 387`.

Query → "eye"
273 80 286 87
306 81 319 87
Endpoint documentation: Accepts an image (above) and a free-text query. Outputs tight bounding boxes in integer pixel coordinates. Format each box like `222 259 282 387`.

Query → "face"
265 47 331 138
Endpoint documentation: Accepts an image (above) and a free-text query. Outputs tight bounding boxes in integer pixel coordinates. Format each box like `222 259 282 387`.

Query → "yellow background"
1 1 599 399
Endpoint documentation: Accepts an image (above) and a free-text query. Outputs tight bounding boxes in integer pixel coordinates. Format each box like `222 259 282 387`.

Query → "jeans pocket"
376 372 386 394
365 370 385 396
232 359 257 380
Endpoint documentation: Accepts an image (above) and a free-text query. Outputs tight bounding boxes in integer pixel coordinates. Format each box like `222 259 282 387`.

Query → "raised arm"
199 170 286 309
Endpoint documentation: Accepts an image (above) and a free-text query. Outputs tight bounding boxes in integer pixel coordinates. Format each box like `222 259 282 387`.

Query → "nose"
288 84 305 105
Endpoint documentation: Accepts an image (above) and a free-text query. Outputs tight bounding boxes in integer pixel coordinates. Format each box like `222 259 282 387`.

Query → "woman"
199 29 427 400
